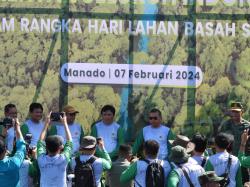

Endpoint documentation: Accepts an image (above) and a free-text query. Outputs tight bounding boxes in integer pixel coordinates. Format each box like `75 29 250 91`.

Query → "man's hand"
60 112 67 126
45 112 51 127
31 147 37 159
2 126 8 138
241 129 249 145
39 112 51 141
60 112 72 141
97 138 105 150
14 118 23 140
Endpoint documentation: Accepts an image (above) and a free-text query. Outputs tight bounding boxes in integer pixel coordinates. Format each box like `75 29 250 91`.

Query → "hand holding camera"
50 112 64 122
0 117 15 129
96 137 104 150
59 112 67 126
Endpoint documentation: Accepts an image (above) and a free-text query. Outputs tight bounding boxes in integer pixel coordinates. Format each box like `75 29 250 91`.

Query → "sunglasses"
149 116 158 120
68 113 76 116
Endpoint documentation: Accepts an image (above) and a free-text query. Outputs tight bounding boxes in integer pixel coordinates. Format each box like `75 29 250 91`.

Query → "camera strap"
225 154 232 175
181 167 195 187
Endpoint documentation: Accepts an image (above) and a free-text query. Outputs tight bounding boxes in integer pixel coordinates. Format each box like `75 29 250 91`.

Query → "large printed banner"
0 0 250 139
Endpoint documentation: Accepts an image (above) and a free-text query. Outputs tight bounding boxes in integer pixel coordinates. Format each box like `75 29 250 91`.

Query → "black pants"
242 166 250 184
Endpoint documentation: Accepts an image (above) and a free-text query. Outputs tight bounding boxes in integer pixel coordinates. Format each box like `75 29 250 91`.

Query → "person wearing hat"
198 171 224 187
219 102 250 184
219 102 250 156
132 108 175 160
91 105 124 160
37 112 73 187
169 135 195 154
168 145 205 187
70 135 112 187
48 105 84 155
204 133 242 187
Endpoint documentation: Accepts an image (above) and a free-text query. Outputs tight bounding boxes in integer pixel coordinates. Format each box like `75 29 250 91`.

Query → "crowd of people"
0 101 249 187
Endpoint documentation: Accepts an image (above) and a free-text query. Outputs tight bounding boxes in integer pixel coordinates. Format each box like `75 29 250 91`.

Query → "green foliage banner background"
0 0 250 140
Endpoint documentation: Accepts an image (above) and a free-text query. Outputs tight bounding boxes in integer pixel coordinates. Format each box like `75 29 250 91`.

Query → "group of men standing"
0 101 249 187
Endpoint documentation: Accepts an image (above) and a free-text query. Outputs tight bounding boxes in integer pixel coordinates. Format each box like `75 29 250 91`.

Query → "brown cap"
63 105 79 114
169 135 195 153
80 136 97 149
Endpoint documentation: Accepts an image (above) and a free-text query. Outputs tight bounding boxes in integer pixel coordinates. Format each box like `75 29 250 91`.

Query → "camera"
25 133 32 145
25 133 35 155
0 117 14 128
50 112 64 121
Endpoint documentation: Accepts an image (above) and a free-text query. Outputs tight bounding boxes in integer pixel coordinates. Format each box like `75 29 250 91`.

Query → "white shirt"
6 127 15 152
95 121 120 153
208 151 240 187
189 155 208 167
25 119 44 147
56 123 82 153
38 154 68 187
173 162 205 187
134 158 171 187
143 125 170 160
19 159 33 187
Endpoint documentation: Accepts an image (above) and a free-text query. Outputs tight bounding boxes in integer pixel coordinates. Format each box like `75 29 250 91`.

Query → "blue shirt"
0 139 26 187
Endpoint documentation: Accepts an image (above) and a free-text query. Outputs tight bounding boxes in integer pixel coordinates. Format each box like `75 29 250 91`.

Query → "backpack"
74 156 97 187
142 159 165 187
219 155 232 187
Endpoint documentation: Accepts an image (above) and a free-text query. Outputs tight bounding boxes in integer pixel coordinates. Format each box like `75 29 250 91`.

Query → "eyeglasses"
149 117 158 120
102 113 113 116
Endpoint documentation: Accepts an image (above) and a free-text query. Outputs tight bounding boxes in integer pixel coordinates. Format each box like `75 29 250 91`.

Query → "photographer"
37 112 73 187
0 104 17 152
0 118 26 187
48 105 84 155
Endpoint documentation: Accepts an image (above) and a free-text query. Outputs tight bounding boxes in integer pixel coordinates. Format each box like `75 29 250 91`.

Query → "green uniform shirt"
220 118 250 155
205 153 242 187
132 126 175 158
238 151 250 168
91 122 124 160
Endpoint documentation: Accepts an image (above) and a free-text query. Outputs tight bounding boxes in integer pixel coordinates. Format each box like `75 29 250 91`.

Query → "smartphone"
50 112 64 121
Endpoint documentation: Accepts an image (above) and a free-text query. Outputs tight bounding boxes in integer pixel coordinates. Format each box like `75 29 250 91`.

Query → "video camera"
25 133 36 155
0 117 14 128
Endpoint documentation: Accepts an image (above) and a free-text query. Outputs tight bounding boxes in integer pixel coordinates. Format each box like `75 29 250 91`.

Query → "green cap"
199 171 224 185
168 145 190 164
230 102 243 112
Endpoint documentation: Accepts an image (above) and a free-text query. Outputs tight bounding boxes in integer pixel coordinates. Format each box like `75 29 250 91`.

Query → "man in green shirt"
37 112 73 187
132 108 175 160
219 102 250 183
121 140 171 187
91 105 124 160
219 102 250 155
167 145 204 187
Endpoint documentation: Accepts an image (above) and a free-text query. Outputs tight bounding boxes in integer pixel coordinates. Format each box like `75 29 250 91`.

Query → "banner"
0 0 250 140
